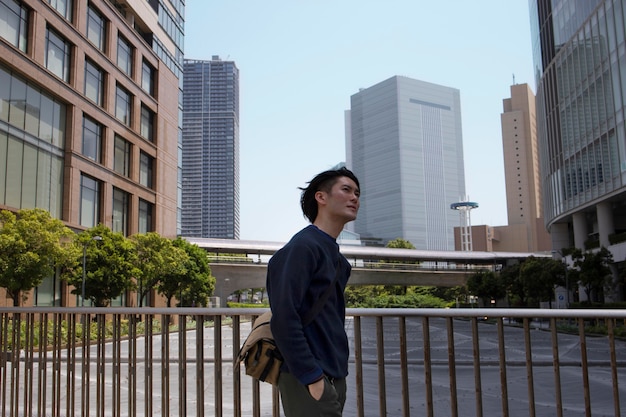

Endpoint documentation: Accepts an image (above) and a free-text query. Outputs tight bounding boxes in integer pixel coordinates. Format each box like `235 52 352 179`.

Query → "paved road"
9 316 625 417
342 317 626 417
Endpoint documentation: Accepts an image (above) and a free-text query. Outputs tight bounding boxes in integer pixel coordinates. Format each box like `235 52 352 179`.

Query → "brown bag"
234 311 283 385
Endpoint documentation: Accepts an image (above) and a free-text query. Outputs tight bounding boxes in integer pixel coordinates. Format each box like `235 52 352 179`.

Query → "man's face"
324 176 360 223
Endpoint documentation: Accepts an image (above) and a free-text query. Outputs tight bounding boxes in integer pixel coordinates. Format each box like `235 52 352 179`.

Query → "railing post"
0 307 624 417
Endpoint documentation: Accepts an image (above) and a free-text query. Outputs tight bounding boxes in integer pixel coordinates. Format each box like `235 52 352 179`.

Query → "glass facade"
348 76 466 250
530 0 626 249
0 65 64 217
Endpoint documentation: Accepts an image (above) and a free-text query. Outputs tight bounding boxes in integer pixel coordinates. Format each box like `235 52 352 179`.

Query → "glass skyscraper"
531 2 626 245
181 57 240 239
530 0 626 299
346 76 466 250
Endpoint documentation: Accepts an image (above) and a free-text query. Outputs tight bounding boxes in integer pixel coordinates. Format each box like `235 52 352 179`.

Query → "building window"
86 3 105 51
140 104 154 142
80 174 100 227
34 273 62 306
47 0 72 21
115 85 131 125
141 60 155 96
0 66 65 217
84 59 104 105
138 199 153 233
1 131 64 216
117 35 132 76
1 64 66 148
139 151 153 188
1 0 28 52
82 115 101 162
114 135 130 177
112 187 129 235
45 27 71 82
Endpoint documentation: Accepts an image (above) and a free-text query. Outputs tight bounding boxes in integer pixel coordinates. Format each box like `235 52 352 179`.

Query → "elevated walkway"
189 237 550 303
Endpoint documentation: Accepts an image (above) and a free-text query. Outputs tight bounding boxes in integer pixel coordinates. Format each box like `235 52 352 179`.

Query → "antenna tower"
450 197 479 251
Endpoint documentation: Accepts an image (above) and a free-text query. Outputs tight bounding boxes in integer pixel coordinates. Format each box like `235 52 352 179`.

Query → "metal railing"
0 307 625 417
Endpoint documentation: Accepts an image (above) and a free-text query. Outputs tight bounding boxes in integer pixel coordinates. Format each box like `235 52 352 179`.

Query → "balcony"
1 307 624 417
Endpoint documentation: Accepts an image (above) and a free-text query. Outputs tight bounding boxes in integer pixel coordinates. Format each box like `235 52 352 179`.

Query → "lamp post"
219 278 230 308
552 249 569 308
82 235 103 306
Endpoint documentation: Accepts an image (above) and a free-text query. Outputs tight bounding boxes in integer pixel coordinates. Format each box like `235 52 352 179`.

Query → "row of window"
0 59 155 190
48 0 157 94
80 173 154 234
82 115 154 188
2 0 158 140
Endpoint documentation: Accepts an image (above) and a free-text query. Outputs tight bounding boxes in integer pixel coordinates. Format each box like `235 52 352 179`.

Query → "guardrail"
0 307 624 417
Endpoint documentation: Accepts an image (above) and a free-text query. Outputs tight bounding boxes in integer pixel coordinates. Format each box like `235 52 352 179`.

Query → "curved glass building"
531 0 626 275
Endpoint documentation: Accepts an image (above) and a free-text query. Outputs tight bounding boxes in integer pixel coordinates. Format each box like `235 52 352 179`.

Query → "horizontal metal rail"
0 307 624 417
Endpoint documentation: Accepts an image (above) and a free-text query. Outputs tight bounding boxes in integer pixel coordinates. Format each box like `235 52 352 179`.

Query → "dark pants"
278 372 346 417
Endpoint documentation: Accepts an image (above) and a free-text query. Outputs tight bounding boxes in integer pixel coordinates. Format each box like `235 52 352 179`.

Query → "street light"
552 249 570 308
219 278 230 308
82 235 103 306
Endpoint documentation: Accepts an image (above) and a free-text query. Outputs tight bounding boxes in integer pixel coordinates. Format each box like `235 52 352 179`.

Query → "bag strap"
301 258 342 327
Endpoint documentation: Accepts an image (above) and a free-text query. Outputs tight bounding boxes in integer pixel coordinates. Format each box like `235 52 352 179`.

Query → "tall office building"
500 83 552 251
530 0 626 299
181 57 240 239
347 76 466 250
0 0 184 306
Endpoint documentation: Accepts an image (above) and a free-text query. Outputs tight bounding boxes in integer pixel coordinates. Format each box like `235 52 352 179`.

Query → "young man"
266 167 360 417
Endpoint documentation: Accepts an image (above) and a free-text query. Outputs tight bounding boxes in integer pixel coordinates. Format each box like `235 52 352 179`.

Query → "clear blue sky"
184 1 536 243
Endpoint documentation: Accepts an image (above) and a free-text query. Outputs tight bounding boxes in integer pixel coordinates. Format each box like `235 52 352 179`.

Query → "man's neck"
313 219 343 239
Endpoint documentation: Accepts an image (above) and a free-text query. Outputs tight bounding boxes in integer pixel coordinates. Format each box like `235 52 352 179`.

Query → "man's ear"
314 190 327 206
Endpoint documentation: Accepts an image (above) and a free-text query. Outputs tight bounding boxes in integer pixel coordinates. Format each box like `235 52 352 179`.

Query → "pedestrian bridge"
185 238 550 303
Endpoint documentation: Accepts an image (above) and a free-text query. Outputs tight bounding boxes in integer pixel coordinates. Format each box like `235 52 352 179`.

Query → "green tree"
132 232 188 307
0 209 76 306
500 263 526 306
160 237 214 307
519 256 565 307
386 238 416 249
383 238 417 295
571 247 613 303
65 225 139 307
466 270 505 307
345 285 386 306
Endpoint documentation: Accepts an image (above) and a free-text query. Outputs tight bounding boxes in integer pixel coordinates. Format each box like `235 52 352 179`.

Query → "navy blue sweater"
266 225 351 386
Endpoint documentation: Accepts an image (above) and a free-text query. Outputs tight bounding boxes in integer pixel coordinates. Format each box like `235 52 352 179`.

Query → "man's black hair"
299 167 360 223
